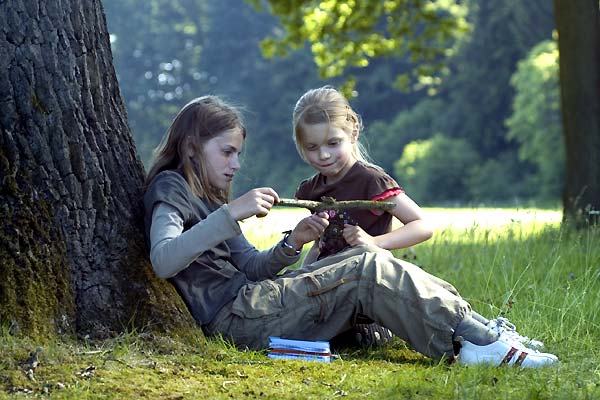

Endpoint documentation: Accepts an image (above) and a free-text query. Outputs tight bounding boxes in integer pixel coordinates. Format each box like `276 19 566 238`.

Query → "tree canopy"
249 0 470 93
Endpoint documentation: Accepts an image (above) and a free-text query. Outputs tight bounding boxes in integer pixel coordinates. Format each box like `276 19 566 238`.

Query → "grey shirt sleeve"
149 202 241 278
227 232 301 280
149 202 300 280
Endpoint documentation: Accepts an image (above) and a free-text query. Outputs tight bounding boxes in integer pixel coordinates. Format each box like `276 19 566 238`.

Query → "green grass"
2 208 600 399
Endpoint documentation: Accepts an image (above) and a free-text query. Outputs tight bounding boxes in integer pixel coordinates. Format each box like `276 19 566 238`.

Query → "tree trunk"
0 0 195 339
554 0 600 225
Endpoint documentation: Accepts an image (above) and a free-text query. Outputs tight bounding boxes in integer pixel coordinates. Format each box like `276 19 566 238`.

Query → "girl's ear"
351 122 360 143
185 136 196 158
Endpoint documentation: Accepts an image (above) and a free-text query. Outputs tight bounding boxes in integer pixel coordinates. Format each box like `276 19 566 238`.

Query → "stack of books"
267 337 333 362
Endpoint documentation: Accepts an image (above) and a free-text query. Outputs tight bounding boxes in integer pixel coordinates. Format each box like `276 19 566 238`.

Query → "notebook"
267 337 333 362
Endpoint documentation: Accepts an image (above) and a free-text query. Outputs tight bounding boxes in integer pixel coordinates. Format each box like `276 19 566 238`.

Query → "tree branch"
276 197 395 213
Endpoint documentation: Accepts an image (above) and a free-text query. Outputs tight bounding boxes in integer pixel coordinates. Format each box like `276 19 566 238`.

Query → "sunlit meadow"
2 207 600 399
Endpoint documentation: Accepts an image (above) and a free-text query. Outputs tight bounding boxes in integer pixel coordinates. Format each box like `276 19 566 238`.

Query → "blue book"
267 337 333 362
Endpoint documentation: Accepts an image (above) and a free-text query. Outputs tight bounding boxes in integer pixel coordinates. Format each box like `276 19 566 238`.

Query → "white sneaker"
487 317 544 351
457 337 558 368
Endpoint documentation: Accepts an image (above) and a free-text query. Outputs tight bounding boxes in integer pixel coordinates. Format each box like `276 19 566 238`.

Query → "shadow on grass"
332 338 436 367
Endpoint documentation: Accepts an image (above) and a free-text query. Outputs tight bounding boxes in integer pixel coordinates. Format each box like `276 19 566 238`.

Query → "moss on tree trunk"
0 0 196 340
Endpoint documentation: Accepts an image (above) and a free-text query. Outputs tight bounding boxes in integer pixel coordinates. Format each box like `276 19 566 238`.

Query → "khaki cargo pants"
204 245 470 360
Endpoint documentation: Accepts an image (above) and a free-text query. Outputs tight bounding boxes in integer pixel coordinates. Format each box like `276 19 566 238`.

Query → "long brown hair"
145 96 246 204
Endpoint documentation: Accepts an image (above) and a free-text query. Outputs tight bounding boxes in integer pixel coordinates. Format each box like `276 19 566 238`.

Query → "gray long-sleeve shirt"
150 202 299 280
144 170 300 327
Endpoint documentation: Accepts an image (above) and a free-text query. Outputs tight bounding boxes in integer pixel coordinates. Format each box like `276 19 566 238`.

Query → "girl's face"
300 122 357 184
198 127 244 191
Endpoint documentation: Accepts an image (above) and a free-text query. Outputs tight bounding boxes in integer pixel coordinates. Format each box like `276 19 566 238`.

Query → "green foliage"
251 0 470 90
365 0 557 204
437 0 556 157
506 39 563 201
3 210 600 399
367 97 446 174
394 134 479 204
466 151 536 203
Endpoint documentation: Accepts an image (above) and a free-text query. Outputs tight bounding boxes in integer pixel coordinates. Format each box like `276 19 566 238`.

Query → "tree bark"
0 0 195 338
554 0 600 224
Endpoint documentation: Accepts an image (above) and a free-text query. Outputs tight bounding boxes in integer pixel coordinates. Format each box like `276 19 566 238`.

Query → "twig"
277 198 395 213
77 350 106 355
222 380 238 389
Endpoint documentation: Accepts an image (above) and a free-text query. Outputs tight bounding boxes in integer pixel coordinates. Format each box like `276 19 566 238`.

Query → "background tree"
366 97 446 175
394 134 479 204
105 0 209 165
505 39 563 202
438 0 555 157
364 1 555 203
553 0 600 223
0 0 194 338
428 0 555 204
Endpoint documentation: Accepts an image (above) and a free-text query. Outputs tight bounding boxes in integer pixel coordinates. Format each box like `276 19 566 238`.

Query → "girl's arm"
228 233 302 280
151 193 328 279
151 201 300 281
149 202 242 278
377 192 433 249
232 211 329 278
343 193 433 251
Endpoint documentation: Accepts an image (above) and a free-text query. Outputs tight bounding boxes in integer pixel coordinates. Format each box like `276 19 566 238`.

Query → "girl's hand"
343 224 377 247
286 212 329 249
228 188 279 221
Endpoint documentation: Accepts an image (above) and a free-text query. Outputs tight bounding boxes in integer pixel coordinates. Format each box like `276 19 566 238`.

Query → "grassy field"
2 207 600 399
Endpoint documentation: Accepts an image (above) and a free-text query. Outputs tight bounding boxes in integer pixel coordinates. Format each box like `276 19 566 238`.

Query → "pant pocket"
231 280 283 319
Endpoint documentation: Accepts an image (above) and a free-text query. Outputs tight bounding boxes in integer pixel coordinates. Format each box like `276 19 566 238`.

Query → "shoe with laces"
457 337 557 367
330 323 394 349
353 323 394 347
487 317 544 351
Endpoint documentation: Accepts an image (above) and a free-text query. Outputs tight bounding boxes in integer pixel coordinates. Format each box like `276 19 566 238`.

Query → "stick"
276 197 395 213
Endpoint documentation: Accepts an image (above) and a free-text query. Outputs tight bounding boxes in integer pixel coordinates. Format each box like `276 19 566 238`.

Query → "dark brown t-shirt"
295 162 403 257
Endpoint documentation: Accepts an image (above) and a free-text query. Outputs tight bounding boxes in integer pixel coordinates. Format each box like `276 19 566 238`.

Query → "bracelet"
281 230 301 256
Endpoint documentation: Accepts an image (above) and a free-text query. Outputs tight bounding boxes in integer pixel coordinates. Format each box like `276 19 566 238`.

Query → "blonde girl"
292 86 545 351
292 85 433 265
